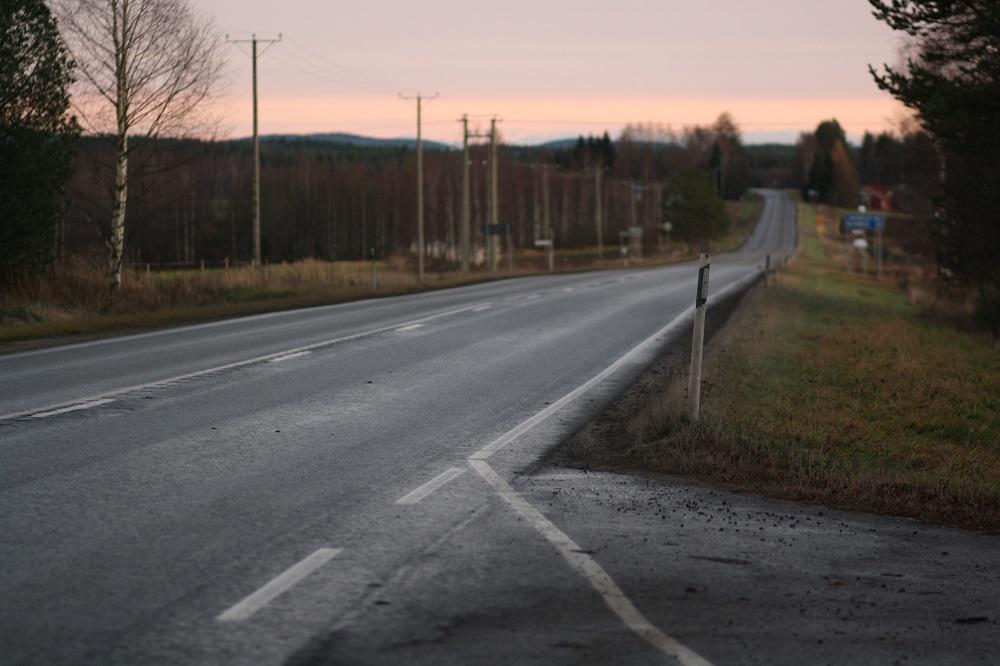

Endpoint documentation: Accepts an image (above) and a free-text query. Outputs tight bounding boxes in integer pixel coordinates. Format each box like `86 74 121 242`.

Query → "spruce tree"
870 0 1000 334
0 0 79 284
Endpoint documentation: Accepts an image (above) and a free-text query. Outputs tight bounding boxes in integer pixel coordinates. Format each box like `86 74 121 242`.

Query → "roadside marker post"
877 229 883 279
687 254 710 421
534 238 554 272
369 247 378 290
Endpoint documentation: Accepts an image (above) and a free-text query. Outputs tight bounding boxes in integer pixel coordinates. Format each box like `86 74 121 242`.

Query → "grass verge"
1 198 758 350
556 202 1000 532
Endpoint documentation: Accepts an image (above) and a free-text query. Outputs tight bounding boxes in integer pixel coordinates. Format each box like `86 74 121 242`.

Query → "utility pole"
594 166 603 259
630 182 638 230
487 116 508 272
488 117 497 272
227 33 281 267
400 92 438 281
460 114 471 272
542 164 551 240
458 115 492 272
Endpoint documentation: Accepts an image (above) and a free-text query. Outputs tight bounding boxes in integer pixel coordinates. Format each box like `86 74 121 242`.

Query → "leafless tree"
55 0 225 289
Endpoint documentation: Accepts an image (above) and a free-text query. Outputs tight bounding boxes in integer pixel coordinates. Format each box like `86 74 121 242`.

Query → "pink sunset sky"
207 0 908 145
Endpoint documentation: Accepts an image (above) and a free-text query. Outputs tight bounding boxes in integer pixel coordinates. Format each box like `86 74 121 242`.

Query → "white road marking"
463 269 762 662
395 467 466 505
217 548 341 622
470 459 713 666
563 287 575 292
30 398 115 419
470 270 758 461
268 351 311 363
526 294 540 300
1 302 491 422
395 323 424 332
473 305 492 312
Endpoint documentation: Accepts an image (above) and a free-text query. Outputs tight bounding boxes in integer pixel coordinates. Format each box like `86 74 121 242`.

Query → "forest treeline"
56 115 768 270
54 115 940 271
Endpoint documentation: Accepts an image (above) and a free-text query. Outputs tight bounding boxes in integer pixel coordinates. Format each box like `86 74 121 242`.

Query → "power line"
268 51 389 95
282 36 401 92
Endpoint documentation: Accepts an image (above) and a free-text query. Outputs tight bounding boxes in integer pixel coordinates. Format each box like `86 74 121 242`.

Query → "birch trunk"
109 0 128 290
110 133 128 288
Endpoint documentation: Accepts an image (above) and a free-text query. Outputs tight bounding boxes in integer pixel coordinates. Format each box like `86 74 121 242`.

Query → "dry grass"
567 202 1000 532
714 194 765 254
0 197 763 348
0 255 519 345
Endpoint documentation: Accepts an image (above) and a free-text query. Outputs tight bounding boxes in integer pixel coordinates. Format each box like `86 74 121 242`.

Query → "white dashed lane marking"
30 399 115 419
395 468 466 505
217 548 342 622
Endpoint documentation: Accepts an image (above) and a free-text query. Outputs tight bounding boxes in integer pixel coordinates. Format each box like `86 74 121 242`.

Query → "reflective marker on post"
696 262 710 307
687 254 710 421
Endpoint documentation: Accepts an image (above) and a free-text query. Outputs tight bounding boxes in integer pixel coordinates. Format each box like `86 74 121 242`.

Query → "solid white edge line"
460 264 769 662
1 302 492 422
469 459 713 666
29 398 116 419
268 351 312 363
217 548 342 622
469 269 759 461
395 323 425 332
473 305 492 312
395 467 466 505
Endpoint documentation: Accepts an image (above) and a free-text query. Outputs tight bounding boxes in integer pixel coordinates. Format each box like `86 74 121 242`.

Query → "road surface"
9 189 945 666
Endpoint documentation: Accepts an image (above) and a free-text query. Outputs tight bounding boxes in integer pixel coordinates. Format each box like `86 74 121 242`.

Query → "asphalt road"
0 190 823 665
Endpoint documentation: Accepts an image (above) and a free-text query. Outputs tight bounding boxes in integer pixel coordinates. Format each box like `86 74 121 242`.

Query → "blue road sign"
841 213 886 232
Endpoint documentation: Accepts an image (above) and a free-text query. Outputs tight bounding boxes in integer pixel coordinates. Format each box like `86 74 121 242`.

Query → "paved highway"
1 190 796 664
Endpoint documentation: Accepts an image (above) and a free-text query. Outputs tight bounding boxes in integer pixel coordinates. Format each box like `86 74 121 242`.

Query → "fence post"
687 254 710 421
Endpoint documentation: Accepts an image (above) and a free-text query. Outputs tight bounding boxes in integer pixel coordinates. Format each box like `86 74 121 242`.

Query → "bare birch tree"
55 0 224 290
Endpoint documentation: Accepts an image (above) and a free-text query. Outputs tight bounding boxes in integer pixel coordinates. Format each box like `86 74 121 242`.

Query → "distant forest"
52 113 938 272
57 118 802 268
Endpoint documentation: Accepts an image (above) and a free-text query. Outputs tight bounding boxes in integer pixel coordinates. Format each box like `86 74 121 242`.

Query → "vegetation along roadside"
554 202 1000 532
0 194 761 350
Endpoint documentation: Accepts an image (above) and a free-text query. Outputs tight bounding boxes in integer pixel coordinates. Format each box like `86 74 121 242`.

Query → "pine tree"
870 0 1000 334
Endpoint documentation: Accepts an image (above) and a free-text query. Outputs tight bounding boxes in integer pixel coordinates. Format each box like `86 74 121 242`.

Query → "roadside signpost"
816 206 826 237
841 212 886 278
840 212 886 232
482 224 511 236
534 238 554 272
687 254 710 421
618 227 643 267
853 237 869 274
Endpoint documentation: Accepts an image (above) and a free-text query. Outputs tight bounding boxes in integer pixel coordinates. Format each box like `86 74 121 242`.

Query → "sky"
205 0 908 145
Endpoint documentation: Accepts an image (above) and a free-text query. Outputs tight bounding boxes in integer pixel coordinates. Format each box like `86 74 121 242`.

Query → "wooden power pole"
400 92 438 282
595 166 603 259
227 33 281 267
461 114 470 271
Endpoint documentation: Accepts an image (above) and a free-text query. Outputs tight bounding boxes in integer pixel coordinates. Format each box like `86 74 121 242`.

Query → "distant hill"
261 132 453 151
533 138 578 150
